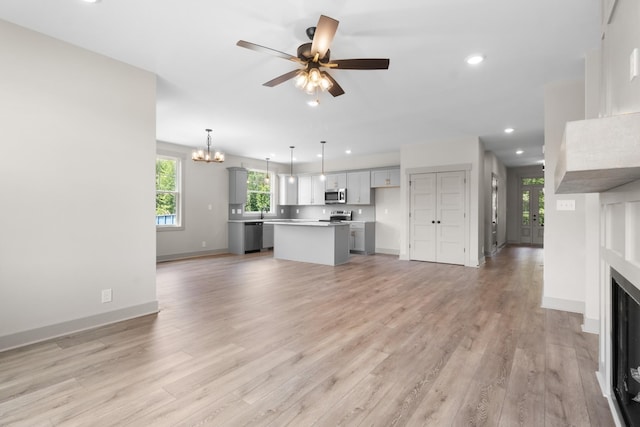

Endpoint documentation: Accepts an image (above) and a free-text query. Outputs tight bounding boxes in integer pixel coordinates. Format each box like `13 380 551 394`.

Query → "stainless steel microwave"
325 188 346 204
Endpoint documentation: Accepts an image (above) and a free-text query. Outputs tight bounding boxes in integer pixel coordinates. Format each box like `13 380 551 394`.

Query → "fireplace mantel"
555 112 640 194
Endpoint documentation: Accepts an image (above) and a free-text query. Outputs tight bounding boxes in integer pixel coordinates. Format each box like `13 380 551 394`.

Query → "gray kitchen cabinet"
228 167 248 204
278 174 298 205
349 222 375 254
262 223 274 249
298 175 325 205
371 168 400 188
346 171 372 205
324 173 347 190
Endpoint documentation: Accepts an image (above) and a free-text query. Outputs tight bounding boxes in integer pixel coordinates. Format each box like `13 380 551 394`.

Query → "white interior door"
436 171 466 264
410 171 465 265
410 173 437 261
491 174 498 253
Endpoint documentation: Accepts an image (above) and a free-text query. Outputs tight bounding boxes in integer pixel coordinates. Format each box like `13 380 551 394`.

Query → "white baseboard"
581 316 600 334
157 248 228 262
541 296 585 314
0 301 159 353
375 248 400 256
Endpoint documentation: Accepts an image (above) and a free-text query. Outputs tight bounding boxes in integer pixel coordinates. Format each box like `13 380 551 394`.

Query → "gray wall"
0 20 157 350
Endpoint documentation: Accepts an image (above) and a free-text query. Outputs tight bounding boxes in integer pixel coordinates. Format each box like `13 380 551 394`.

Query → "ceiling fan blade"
236 40 300 63
324 73 345 97
311 15 339 60
262 69 301 87
327 58 390 70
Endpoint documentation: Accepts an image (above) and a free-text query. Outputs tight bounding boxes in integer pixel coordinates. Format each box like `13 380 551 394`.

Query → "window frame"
156 153 184 231
244 169 275 215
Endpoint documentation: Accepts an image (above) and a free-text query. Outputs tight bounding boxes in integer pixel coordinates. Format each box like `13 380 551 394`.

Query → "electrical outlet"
557 199 576 211
322 209 326 214
384 208 389 214
296 209 299 214
280 208 284 214
101 289 112 303
237 209 242 214
231 209 236 214
208 204 212 210
358 209 362 214
201 241 206 248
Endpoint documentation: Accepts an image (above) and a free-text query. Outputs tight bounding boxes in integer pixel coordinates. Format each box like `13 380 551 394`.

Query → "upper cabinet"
278 174 298 205
347 171 373 205
228 167 248 204
324 173 347 190
371 168 400 188
298 175 325 205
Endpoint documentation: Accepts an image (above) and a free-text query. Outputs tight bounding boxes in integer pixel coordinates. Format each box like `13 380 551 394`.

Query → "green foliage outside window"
245 170 272 213
156 157 180 225
522 177 544 186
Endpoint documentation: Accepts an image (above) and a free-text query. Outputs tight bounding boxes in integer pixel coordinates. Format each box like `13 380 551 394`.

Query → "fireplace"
613 268 640 426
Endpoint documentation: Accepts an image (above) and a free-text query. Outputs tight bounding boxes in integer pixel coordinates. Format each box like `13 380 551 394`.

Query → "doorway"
491 173 499 253
519 177 544 245
410 171 466 265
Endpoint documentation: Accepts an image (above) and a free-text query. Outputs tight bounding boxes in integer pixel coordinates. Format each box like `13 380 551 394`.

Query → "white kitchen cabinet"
278 174 298 205
227 167 248 204
298 175 325 205
346 171 372 205
324 173 347 190
349 222 375 254
371 168 400 188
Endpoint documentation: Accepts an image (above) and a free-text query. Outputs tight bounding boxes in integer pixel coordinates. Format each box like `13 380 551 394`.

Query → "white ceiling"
0 0 600 167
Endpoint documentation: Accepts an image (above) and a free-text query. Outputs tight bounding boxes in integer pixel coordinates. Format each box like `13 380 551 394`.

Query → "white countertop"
269 220 349 227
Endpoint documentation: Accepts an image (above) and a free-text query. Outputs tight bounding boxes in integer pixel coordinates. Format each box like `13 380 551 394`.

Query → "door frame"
518 176 545 246
405 163 472 266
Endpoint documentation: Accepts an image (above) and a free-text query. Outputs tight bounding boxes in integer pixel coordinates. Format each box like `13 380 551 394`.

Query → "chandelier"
192 129 224 163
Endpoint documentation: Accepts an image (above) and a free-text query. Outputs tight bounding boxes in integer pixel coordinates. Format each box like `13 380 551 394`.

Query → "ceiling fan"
236 15 390 97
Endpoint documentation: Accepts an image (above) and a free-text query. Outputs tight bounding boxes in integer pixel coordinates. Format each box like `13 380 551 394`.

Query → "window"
156 156 181 227
522 177 544 186
245 169 273 213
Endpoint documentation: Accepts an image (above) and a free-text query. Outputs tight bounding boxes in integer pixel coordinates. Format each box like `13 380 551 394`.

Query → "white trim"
0 301 159 353
582 316 600 334
541 296 585 314
374 248 400 256
157 248 228 262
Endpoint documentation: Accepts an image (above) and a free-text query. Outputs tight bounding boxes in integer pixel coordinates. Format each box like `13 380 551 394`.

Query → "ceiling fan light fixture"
319 73 333 91
309 68 321 83
294 71 308 89
307 99 319 107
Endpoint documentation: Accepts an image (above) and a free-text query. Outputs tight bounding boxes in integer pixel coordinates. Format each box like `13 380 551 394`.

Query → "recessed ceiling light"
82 0 100 3
516 150 524 155
504 127 515 134
345 149 351 154
465 54 485 65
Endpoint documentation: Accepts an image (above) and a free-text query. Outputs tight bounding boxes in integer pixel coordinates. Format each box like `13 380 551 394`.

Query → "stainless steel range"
322 210 352 222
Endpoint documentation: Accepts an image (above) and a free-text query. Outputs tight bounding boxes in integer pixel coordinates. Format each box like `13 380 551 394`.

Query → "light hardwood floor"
0 246 614 426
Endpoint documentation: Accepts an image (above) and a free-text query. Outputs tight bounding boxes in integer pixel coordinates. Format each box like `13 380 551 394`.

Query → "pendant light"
288 146 295 184
319 141 326 181
192 129 224 163
264 158 270 184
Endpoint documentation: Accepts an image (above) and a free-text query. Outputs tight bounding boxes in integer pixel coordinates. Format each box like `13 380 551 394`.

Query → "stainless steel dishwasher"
244 222 263 253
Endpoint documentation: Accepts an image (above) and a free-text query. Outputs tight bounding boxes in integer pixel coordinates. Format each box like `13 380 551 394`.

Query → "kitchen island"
270 221 350 266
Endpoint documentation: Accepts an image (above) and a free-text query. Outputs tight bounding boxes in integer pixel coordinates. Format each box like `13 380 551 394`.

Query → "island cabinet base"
273 223 350 266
